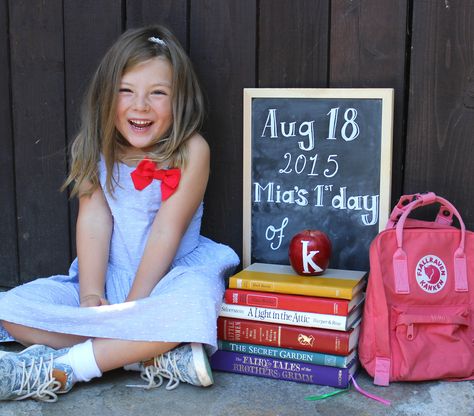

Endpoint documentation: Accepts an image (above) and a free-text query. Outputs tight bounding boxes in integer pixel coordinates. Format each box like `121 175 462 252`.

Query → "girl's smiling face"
115 57 173 157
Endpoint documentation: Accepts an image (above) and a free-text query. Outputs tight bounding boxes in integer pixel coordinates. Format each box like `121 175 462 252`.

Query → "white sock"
56 339 102 383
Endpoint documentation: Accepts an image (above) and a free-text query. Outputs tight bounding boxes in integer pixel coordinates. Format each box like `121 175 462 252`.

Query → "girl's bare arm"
76 182 113 307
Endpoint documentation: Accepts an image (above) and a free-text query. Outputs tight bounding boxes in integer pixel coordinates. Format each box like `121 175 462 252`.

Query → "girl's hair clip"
148 36 166 47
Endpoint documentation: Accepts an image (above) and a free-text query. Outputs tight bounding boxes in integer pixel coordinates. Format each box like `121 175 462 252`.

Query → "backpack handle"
392 192 468 294
386 193 454 229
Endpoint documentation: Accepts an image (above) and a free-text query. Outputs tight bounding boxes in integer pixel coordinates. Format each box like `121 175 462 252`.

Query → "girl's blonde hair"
63 25 205 197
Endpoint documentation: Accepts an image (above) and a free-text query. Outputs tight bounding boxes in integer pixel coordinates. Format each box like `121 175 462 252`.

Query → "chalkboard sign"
243 89 393 271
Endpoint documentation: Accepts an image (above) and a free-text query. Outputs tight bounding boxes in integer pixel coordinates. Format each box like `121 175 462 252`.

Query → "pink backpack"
359 192 474 386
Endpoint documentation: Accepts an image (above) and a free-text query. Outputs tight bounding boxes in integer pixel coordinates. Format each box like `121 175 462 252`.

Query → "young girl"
0 25 239 402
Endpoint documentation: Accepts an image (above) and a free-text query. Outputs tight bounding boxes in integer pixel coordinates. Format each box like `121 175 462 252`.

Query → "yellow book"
228 263 367 300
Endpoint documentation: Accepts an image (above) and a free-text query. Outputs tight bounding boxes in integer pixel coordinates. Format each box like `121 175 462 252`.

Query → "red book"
224 289 364 316
217 317 360 356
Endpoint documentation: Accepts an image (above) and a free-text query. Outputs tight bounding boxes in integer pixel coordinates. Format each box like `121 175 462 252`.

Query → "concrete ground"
1 342 473 416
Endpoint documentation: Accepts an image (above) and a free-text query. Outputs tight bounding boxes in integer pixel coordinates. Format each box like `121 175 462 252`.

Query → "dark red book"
217 316 360 356
224 288 364 316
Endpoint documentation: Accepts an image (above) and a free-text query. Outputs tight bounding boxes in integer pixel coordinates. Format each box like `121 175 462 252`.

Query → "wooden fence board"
190 0 257 261
330 0 409 207
405 0 474 228
258 0 329 87
64 0 123 257
126 0 188 49
0 0 18 287
64 0 123 145
9 0 70 282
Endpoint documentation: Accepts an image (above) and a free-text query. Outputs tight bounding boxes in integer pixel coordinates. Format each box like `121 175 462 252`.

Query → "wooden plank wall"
405 0 474 229
9 1 70 281
1 0 473 287
0 0 17 287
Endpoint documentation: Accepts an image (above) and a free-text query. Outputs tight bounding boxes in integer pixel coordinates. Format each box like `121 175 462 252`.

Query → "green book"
217 340 357 368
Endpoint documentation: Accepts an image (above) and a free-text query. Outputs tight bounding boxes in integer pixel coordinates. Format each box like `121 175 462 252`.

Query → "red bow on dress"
130 158 181 201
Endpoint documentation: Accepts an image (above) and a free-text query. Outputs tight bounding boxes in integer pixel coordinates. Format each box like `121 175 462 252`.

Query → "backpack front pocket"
390 305 473 381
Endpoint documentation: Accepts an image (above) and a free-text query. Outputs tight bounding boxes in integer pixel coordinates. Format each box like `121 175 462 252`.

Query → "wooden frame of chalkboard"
243 88 394 271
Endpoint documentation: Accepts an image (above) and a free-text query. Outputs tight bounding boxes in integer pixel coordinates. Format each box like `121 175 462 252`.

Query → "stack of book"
210 263 367 389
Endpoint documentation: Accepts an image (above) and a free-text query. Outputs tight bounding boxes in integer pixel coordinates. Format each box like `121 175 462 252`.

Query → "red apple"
288 230 332 276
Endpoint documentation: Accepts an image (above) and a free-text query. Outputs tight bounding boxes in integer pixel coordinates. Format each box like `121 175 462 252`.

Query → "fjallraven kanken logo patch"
416 255 447 293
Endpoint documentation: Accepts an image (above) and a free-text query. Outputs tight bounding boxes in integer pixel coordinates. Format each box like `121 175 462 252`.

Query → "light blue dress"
0 158 239 353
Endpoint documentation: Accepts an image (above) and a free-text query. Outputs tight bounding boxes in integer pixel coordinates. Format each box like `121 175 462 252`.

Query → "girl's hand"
80 294 109 307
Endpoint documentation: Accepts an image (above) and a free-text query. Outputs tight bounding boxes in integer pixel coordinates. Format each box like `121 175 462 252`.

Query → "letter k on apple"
301 240 323 273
